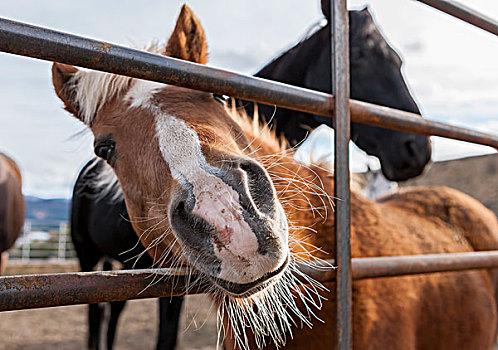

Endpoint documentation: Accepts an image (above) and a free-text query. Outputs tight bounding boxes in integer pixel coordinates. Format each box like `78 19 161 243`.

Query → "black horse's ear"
322 1 372 22
321 0 331 20
52 63 82 121
358 6 373 23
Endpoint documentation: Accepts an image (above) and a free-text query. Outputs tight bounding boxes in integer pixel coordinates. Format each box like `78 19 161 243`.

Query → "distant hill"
25 196 70 224
401 153 498 216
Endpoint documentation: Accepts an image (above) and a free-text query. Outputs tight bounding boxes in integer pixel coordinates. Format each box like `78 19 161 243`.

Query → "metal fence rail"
415 0 498 36
0 1 497 350
3 251 498 312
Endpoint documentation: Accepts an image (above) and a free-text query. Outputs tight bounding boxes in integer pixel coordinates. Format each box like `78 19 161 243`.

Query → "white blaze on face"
154 113 261 277
125 80 165 109
125 84 282 283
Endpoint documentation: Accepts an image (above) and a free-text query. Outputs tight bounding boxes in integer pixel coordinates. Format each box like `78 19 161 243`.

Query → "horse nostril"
238 160 275 214
175 200 188 219
405 140 418 160
174 199 195 221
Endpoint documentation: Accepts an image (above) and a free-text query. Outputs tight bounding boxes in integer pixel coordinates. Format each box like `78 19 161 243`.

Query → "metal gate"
1 1 497 349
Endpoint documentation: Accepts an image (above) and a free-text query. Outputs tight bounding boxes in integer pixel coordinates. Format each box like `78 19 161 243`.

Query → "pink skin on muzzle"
192 174 258 258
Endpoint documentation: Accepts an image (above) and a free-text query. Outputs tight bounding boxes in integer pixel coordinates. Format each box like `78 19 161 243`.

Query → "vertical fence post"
330 0 352 349
21 220 31 261
58 222 67 260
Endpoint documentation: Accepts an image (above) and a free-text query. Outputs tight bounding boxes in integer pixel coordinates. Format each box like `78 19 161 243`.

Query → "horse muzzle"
169 157 289 295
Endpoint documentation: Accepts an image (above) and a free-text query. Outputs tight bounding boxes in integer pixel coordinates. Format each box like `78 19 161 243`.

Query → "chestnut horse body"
51 5 498 349
0 153 24 275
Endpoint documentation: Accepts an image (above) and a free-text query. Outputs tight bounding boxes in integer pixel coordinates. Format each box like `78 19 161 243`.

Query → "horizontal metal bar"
415 0 498 36
351 251 498 280
2 251 498 312
0 267 203 311
298 251 498 281
0 17 496 148
351 101 498 147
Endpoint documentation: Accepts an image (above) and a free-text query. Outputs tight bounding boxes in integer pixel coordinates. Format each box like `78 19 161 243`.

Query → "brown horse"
51 5 498 349
0 153 24 275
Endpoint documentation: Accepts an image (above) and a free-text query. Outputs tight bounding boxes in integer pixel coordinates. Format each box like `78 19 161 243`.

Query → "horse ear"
52 63 82 120
321 0 330 20
164 4 208 64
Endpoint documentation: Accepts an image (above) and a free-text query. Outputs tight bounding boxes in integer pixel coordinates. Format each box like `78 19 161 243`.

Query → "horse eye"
94 140 116 164
212 93 227 104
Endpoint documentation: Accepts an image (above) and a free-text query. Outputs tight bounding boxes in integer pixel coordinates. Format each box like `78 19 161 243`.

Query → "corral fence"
1 1 497 349
9 221 76 261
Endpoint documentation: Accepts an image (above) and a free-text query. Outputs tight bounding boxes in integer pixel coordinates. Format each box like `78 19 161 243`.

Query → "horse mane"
257 8 401 82
223 103 371 194
226 101 289 155
65 42 167 125
67 70 132 125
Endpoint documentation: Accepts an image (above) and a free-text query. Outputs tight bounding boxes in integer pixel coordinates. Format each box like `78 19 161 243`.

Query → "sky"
0 0 497 198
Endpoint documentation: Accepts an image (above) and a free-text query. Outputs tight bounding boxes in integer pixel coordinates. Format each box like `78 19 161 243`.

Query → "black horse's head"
327 5 431 180
254 5 431 182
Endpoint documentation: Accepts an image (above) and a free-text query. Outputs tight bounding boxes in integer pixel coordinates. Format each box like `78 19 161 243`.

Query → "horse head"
52 5 291 299
256 2 431 182
52 8 329 348
315 4 431 180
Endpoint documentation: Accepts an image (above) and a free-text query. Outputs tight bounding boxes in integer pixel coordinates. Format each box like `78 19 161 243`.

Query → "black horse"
246 3 431 181
71 158 183 350
71 5 431 350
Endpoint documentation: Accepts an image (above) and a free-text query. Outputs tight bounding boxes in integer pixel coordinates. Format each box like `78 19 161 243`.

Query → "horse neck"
261 149 378 262
236 114 369 260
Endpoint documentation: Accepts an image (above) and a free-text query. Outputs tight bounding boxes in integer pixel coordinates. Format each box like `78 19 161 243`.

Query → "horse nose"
236 158 277 215
405 139 418 159
399 137 431 178
405 137 431 164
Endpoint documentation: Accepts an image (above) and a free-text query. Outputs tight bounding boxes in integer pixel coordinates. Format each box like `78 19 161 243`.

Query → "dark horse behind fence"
71 158 183 350
69 4 431 350
0 153 24 275
246 1 431 181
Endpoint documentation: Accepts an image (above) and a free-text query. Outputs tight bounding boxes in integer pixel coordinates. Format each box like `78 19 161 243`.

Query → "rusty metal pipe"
352 251 498 280
0 17 497 148
330 0 352 348
3 251 498 312
415 0 498 36
0 267 203 312
351 100 498 148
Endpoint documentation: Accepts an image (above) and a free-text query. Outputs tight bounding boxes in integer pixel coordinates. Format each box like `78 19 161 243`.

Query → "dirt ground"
1 261 218 350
